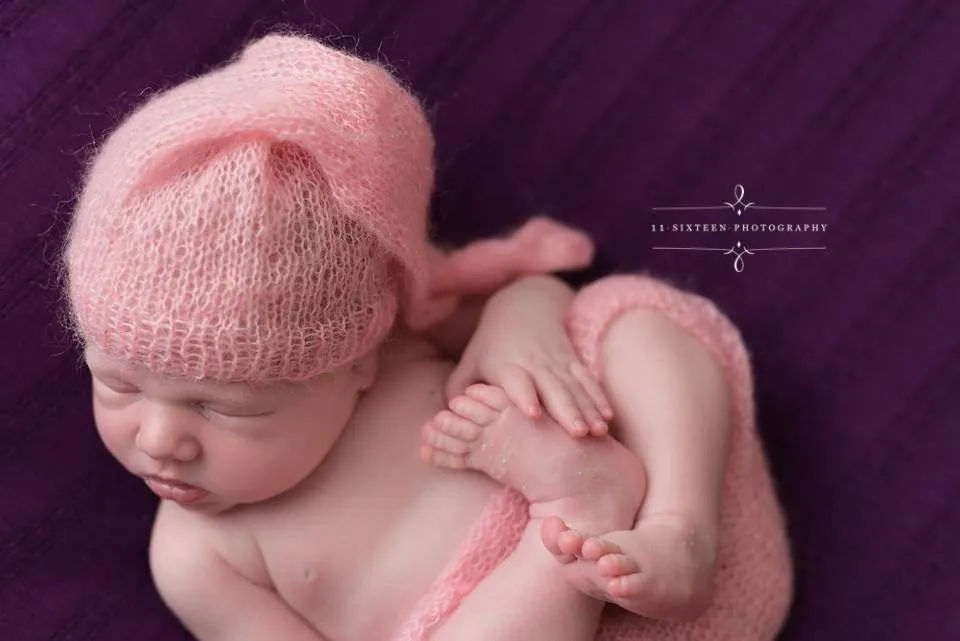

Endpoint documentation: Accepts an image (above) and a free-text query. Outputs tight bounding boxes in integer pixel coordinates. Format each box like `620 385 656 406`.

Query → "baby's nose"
136 404 200 463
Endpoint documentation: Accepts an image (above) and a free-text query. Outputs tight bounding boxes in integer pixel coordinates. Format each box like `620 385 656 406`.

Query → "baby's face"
84 348 373 513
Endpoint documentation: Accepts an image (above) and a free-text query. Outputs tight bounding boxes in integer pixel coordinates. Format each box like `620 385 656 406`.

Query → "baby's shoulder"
150 502 225 569
150 502 269 589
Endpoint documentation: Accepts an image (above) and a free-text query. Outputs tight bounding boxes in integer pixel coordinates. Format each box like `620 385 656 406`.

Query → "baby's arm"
150 505 324 641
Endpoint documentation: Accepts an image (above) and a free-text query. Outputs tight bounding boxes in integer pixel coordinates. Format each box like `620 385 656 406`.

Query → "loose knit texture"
64 34 594 381
65 34 433 381
394 274 793 641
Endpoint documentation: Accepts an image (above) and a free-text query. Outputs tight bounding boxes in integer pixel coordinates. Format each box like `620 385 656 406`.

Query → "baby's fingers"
533 370 592 438
557 366 609 436
568 360 614 424
498 365 541 419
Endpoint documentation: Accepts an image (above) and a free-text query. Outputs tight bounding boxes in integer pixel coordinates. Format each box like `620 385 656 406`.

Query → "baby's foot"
420 384 645 534
541 514 718 621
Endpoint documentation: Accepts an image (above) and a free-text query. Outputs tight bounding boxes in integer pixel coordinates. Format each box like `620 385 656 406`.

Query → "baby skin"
415 385 647 641
426 383 646 549
423 280 732 623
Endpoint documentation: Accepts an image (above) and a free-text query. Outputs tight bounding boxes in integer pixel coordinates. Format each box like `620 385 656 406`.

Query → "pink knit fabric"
394 274 793 641
392 487 529 640
64 34 594 381
65 34 432 381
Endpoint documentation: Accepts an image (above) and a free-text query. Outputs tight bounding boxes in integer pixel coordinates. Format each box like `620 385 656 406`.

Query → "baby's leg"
421 385 646 640
561 274 793 639
422 384 645 537
556 304 729 620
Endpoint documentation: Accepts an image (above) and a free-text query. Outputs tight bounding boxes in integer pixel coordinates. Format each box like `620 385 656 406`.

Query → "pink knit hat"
65 34 593 381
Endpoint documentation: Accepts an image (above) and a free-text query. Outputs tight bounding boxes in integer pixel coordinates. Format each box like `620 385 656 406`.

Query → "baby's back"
192 330 502 640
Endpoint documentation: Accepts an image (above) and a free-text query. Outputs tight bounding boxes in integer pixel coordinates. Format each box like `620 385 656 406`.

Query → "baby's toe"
597 553 640 578
557 528 586 557
580 537 623 562
435 410 484 441
424 424 474 454
450 395 500 425
419 444 467 470
541 517 576 564
463 384 510 411
607 572 645 599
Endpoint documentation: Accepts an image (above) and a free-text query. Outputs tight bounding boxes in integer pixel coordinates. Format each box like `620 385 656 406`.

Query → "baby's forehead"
83 348 285 395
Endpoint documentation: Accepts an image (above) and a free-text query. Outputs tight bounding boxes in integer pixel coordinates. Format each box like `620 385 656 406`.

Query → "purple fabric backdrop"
1 1 958 639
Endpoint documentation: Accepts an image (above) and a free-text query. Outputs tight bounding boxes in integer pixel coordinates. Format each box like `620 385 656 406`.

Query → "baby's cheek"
208 437 307 501
92 403 137 467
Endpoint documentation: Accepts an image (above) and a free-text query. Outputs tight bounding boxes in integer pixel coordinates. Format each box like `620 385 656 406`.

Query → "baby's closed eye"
93 377 140 397
196 402 274 419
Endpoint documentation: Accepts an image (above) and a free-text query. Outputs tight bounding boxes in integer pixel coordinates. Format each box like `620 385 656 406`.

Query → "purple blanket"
2 1 958 639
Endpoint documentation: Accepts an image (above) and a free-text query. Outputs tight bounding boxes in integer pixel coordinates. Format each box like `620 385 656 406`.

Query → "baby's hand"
445 280 613 437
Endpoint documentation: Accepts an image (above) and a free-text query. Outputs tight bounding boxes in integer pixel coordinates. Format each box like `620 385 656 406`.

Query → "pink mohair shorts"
393 274 793 641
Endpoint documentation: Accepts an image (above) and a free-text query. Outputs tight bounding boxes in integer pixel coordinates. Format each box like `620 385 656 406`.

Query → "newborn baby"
64 34 792 641
64 33 643 641
82 277 644 641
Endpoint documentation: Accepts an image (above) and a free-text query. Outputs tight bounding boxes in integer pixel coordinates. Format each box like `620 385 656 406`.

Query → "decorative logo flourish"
650 185 827 272
724 184 754 215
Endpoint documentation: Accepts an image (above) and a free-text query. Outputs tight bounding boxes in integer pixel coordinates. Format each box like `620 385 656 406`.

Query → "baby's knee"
607 304 721 363
603 306 687 351
566 274 737 392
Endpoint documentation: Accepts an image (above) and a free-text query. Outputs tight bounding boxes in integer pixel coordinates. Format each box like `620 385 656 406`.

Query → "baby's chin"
186 481 303 514
120 465 237 514
176 497 237 515
150 485 243 515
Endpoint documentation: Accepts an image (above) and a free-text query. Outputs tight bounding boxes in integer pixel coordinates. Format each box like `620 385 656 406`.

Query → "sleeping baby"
63 34 792 641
